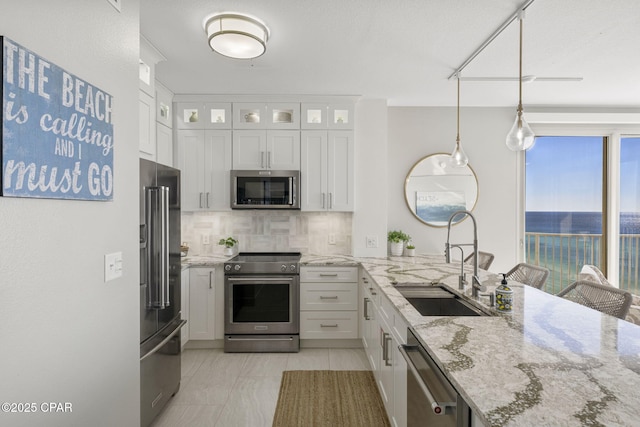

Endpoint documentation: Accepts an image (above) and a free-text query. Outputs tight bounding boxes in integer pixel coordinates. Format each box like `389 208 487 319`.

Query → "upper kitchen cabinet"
177 129 232 211
155 83 174 166
233 130 300 170
302 103 354 130
301 130 354 211
175 102 232 130
139 36 167 162
233 102 300 129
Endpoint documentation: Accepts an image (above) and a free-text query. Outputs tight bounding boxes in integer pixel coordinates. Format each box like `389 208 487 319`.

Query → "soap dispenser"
495 273 513 312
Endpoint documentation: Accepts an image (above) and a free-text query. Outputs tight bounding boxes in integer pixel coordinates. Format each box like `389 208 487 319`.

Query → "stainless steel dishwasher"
399 328 470 427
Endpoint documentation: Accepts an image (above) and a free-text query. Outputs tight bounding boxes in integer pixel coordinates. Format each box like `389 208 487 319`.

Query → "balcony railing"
525 232 640 295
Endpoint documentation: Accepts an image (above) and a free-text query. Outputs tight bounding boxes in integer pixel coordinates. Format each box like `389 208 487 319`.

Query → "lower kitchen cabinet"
188 267 216 340
300 266 358 340
180 268 190 347
360 267 408 427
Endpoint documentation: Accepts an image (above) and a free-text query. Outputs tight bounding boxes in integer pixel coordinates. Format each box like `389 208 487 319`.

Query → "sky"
525 136 640 212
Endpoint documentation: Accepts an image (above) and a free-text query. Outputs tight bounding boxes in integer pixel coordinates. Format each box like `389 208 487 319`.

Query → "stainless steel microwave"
230 170 300 209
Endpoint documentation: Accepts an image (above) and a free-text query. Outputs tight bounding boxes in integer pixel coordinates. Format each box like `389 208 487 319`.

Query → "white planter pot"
406 248 415 257
223 246 235 256
390 242 404 256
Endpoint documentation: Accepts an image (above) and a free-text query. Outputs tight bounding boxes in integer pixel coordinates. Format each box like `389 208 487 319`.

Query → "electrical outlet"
202 234 210 245
366 236 378 248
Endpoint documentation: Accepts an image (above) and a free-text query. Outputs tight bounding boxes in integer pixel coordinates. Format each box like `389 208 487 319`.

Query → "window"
620 137 640 294
525 136 606 293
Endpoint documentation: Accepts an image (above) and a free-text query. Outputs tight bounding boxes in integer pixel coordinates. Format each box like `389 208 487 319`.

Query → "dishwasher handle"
399 344 457 416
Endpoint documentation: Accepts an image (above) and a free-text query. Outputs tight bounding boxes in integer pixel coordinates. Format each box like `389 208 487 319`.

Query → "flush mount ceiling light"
505 10 535 151
450 74 469 167
204 13 270 59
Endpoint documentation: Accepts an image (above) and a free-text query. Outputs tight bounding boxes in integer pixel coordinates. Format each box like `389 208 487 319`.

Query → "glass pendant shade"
450 137 469 167
506 110 535 151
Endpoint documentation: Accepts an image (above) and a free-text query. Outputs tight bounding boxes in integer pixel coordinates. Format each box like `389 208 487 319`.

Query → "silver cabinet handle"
320 324 339 328
209 271 213 289
199 192 203 208
329 192 333 210
268 151 272 169
206 192 210 208
363 297 370 320
319 296 339 300
322 192 326 209
319 273 338 277
383 333 392 366
261 151 265 168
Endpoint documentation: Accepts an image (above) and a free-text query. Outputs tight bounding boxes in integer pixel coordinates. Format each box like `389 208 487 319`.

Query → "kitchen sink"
394 284 488 316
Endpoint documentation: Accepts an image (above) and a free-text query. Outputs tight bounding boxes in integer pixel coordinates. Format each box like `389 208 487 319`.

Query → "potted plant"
388 230 410 256
405 242 416 257
218 237 238 256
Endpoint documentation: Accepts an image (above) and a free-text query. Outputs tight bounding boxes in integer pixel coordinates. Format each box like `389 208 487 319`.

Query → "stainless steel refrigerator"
139 158 185 427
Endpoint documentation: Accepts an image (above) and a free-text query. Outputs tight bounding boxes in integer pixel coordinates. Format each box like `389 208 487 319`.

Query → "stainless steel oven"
223 252 301 352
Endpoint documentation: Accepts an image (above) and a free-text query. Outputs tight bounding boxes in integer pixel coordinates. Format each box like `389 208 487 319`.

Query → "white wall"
387 107 520 273
0 2 140 426
353 99 389 257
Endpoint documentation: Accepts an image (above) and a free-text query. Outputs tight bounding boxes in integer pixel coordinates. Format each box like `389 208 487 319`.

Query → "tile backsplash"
182 211 352 256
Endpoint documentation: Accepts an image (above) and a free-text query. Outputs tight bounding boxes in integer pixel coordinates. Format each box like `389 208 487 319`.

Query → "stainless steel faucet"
445 210 483 297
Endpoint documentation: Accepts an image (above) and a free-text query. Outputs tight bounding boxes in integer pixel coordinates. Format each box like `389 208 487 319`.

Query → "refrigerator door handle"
140 319 186 362
145 186 170 309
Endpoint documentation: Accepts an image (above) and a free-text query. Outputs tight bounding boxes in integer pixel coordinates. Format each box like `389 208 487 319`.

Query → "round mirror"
404 153 478 227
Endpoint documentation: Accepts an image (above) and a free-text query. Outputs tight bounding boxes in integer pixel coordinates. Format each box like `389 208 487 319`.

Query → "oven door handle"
399 344 457 416
227 277 294 282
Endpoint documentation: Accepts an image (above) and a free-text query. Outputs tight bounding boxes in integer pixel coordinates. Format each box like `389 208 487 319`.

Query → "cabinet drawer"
300 311 358 339
301 266 358 282
301 282 358 310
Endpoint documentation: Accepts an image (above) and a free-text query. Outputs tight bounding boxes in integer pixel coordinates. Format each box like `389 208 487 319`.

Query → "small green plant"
406 241 415 249
218 237 238 248
387 230 410 243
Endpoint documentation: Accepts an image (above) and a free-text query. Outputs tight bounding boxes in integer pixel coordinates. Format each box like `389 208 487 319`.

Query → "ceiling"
140 0 640 107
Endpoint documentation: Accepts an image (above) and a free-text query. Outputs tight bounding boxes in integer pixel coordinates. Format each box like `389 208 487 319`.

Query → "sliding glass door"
620 137 640 295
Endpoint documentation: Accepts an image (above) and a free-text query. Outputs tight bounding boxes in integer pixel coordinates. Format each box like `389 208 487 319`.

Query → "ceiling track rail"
448 0 536 80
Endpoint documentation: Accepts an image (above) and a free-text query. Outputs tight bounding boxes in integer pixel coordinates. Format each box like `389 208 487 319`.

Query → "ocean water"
526 211 640 235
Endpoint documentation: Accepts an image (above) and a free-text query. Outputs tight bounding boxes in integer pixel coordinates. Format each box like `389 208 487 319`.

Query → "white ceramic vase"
390 242 404 256
406 248 415 257
223 246 235 256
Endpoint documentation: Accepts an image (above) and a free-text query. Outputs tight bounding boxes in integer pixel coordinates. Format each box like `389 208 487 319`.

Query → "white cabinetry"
360 268 408 427
175 102 232 130
155 83 173 166
139 90 156 159
301 130 354 211
232 130 300 170
180 268 190 347
177 130 232 211
233 102 300 129
300 266 358 339
301 103 354 130
188 267 216 340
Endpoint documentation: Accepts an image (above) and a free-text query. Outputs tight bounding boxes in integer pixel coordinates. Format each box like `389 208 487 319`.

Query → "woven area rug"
272 370 391 427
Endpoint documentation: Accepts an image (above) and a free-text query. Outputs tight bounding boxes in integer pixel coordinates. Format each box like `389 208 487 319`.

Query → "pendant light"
450 74 469 167
506 11 535 151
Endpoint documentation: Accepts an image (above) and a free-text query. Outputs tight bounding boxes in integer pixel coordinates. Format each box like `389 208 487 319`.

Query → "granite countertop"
182 252 640 426
352 254 640 427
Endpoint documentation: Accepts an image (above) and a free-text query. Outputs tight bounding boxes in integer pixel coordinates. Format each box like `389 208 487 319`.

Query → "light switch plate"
105 252 123 282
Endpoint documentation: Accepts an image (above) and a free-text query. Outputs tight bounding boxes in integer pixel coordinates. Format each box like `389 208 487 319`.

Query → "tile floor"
151 347 370 427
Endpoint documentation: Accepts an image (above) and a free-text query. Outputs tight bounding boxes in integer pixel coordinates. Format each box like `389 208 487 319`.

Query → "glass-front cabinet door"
175 102 231 129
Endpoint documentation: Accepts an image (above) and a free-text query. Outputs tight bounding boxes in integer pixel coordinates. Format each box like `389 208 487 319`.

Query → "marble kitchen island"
302 254 640 427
